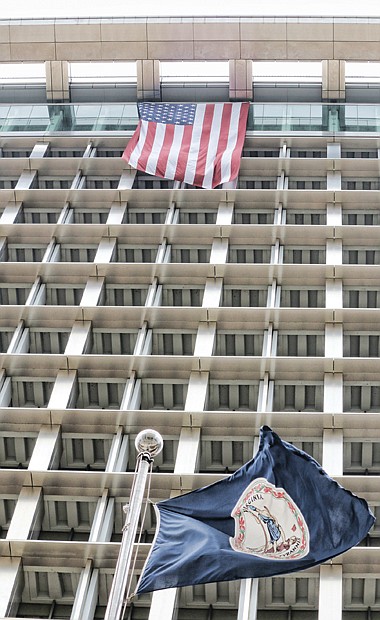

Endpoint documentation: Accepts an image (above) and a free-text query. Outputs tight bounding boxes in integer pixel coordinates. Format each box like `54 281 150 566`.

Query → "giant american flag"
122 102 249 189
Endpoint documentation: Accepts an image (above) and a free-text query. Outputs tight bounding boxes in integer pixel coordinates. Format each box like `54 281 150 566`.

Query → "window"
228 246 271 263
151 330 196 355
277 332 325 356
178 210 217 224
160 286 204 306
280 287 325 308
91 330 139 355
104 285 149 306
343 247 380 265
273 383 324 412
233 209 274 224
140 380 188 410
170 246 211 263
207 381 260 411
283 247 325 264
287 177 327 190
285 210 326 225
238 178 277 189
344 333 380 357
343 288 380 308
342 178 380 190
222 286 268 307
116 245 158 263
215 331 264 356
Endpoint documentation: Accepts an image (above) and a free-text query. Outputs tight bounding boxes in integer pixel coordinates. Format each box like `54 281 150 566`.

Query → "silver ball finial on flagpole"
135 429 163 457
104 429 164 620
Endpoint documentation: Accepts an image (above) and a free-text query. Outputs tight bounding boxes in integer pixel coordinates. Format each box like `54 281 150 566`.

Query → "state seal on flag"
230 478 310 560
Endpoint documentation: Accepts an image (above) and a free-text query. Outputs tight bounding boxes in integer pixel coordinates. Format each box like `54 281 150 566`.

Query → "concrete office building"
1 14 380 620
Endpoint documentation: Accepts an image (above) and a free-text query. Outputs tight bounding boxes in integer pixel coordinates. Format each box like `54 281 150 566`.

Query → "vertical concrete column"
0 236 7 261
194 322 216 357
28 425 62 470
15 170 37 190
238 578 258 620
327 171 341 191
48 370 78 409
325 323 343 358
107 202 127 224
6 487 43 540
326 279 343 309
267 280 280 308
238 435 259 619
94 238 117 263
70 560 99 620
30 142 50 158
318 564 343 619
65 321 92 355
210 237 228 264
0 557 23 617
0 202 22 224
42 238 60 263
106 427 129 472
45 60 70 102
326 239 342 265
165 202 179 224
120 371 141 410
185 371 209 412
148 587 179 620
145 277 162 307
149 398 202 619
229 59 253 100
7 320 29 354
262 324 276 357
89 492 115 543
322 59 345 101
174 427 201 475
118 169 136 189
257 372 274 412
326 203 342 226
136 59 161 101
216 201 234 224
134 322 152 355
323 373 343 414
57 202 74 224
323 429 343 476
80 277 105 307
327 143 341 159
202 278 223 307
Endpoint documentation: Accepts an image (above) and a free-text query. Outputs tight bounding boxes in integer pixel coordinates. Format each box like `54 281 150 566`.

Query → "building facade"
1 15 380 620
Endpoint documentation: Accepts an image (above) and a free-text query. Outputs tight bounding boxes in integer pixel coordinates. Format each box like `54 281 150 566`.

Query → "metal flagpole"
104 429 163 620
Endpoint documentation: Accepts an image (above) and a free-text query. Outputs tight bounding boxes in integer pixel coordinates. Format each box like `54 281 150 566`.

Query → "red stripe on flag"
174 125 193 183
122 120 142 162
136 121 157 172
229 102 249 183
155 123 175 178
193 104 215 188
211 104 233 188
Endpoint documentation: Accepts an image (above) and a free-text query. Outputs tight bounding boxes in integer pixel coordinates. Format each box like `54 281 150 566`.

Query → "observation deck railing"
1 102 380 133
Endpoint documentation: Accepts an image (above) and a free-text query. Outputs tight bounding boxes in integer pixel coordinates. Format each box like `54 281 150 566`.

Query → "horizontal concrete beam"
0 17 378 62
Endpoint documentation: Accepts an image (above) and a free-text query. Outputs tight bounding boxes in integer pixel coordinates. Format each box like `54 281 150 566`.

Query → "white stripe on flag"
164 123 185 180
202 104 224 189
144 121 166 177
127 120 149 169
220 103 242 184
183 104 206 186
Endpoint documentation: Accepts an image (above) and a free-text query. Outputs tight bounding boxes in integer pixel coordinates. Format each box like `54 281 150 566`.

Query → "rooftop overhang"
0 16 379 63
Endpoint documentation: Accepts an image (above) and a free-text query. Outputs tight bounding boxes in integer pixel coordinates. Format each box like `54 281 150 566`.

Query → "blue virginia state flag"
137 426 375 593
